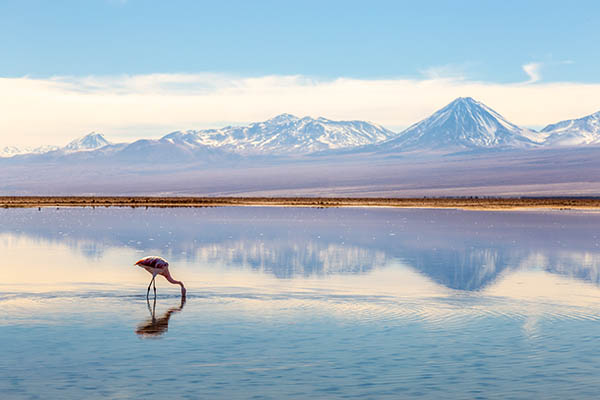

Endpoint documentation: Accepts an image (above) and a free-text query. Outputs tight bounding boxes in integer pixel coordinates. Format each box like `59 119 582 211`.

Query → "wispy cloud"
1 73 599 147
522 62 542 83
420 64 468 80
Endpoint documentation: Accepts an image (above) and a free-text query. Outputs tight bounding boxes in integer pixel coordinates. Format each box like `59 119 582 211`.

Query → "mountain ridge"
2 99 600 160
160 113 397 155
541 111 600 146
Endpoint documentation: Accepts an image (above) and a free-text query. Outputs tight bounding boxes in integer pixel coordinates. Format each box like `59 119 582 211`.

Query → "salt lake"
1 207 600 399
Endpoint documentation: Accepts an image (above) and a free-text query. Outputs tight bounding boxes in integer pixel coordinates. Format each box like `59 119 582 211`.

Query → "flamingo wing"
135 256 169 269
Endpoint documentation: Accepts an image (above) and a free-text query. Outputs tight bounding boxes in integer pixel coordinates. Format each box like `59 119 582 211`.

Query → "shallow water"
1 207 600 399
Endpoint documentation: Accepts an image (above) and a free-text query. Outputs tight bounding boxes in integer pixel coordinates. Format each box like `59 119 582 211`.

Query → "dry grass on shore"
1 196 600 211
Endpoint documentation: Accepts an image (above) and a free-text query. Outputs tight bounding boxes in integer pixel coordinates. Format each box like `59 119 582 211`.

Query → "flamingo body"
135 256 169 274
135 256 186 298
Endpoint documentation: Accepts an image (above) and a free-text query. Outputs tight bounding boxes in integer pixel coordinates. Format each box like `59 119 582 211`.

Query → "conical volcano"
380 97 539 152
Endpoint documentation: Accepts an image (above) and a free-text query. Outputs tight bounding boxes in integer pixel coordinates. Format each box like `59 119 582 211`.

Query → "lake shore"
2 196 600 211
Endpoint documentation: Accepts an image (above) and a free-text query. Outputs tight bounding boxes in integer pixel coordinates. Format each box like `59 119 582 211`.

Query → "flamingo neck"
163 269 186 296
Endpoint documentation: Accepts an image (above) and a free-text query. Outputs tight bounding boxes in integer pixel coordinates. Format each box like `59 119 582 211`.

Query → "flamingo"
134 256 186 298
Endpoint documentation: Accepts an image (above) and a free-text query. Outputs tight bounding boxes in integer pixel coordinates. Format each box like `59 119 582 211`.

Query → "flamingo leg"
146 273 157 299
153 278 157 297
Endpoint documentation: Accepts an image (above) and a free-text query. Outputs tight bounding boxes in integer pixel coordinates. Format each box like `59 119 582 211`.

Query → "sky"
1 0 600 146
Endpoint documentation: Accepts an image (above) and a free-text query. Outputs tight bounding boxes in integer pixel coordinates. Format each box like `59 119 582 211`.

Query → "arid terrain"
2 196 600 210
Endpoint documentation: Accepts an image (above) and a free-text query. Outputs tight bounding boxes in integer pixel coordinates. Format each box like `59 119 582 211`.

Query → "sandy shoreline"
1 196 600 211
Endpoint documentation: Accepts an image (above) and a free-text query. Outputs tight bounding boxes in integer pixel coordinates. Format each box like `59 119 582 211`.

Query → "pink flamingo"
134 256 186 298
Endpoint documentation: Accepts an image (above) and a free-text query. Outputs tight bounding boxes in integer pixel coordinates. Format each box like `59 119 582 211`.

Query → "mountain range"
2 97 600 160
2 97 600 196
0 132 110 158
0 115 396 160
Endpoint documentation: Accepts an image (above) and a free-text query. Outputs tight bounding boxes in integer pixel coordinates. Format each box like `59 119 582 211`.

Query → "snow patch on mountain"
0 145 60 158
541 111 600 146
1 132 110 158
64 132 111 152
0 146 28 158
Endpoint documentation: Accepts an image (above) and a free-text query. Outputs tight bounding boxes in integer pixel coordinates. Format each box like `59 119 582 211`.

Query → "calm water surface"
1 207 600 399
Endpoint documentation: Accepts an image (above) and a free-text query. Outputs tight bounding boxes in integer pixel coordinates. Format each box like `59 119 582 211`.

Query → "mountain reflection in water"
1 207 600 291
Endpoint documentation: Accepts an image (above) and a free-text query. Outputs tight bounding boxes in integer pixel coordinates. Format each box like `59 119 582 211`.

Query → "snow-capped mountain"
0 146 28 158
378 97 541 153
162 114 397 155
0 144 60 158
1 133 109 158
64 132 111 152
541 111 600 146
0 116 394 161
3 104 600 162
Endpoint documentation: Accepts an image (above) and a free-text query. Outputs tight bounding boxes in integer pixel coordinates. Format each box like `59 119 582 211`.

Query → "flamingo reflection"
135 296 186 338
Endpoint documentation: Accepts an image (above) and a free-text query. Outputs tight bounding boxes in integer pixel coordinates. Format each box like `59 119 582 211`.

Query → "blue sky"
1 0 598 82
1 0 599 146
